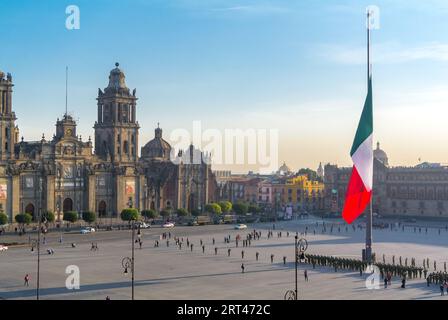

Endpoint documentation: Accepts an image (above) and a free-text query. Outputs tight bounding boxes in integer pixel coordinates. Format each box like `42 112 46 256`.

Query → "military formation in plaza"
305 254 426 280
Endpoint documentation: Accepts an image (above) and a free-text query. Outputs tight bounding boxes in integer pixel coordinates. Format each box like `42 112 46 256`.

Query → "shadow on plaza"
330 268 443 300
0 267 288 300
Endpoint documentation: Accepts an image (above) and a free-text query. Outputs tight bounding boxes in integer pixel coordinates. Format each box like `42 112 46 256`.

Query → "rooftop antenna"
65 66 68 117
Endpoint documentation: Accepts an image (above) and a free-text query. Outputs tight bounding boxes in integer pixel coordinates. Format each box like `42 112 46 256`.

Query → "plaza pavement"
0 217 447 300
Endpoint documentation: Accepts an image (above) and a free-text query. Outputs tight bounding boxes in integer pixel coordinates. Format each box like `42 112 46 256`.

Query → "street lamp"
122 220 136 300
285 236 308 300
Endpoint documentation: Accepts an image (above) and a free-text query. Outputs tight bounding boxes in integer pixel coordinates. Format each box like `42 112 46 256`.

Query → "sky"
1 0 448 173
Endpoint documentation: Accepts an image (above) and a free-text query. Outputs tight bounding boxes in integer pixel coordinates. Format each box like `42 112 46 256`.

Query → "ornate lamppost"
122 219 136 300
284 236 308 300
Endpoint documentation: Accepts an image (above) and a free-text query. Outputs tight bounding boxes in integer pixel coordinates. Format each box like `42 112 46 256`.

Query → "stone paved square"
1 217 447 300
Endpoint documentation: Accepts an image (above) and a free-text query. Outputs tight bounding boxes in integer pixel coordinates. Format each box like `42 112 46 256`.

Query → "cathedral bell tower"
94 63 139 163
0 70 18 160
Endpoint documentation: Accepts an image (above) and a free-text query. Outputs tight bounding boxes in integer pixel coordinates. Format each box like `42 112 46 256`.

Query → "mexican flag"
342 77 373 224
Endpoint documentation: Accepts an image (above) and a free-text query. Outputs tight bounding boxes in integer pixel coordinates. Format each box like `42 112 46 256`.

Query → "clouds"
318 42 448 65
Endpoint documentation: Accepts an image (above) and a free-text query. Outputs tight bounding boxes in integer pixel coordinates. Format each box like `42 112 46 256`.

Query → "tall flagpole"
365 9 373 264
65 66 68 117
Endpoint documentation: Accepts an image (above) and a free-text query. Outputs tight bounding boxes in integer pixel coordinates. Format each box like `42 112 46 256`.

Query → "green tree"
141 209 158 220
233 202 249 215
120 208 139 222
41 211 55 223
218 201 232 213
298 168 321 182
82 211 97 224
160 209 170 218
205 203 222 215
248 204 260 214
0 212 8 225
63 211 79 223
15 213 32 231
176 208 189 217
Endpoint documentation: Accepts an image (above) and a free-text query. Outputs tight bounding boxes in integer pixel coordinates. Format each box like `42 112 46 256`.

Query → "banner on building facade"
125 180 135 195
0 184 7 200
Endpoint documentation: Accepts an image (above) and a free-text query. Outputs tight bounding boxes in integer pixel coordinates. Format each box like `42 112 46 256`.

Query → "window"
124 141 129 154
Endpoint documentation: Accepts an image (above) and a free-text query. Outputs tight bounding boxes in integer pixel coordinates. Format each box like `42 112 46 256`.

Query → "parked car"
234 224 247 230
80 227 96 234
0 245 8 252
163 222 175 228
135 222 150 229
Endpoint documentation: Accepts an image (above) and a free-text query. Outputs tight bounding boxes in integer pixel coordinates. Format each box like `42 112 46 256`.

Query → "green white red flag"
342 77 373 224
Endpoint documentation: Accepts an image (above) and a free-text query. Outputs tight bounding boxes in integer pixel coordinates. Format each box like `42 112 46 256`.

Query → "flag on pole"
342 78 373 224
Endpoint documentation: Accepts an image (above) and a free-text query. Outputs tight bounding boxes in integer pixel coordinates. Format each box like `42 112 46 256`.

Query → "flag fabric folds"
342 78 373 224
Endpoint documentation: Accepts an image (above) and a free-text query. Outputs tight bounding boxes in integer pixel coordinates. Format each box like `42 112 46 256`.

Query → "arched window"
124 141 129 154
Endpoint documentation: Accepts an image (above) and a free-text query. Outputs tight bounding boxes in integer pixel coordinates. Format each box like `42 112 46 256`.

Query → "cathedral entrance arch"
63 198 73 212
98 200 107 217
25 203 35 220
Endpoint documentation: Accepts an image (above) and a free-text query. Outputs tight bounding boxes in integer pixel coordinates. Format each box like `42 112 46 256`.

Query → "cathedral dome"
278 162 292 175
374 142 388 166
141 125 172 161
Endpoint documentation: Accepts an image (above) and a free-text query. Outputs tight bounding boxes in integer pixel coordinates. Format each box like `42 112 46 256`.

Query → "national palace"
0 63 218 222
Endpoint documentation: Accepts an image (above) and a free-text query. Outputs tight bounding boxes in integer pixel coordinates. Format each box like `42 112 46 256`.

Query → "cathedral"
0 63 218 222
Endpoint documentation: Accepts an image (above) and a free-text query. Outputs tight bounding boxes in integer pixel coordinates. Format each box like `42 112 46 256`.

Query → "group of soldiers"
427 272 448 285
305 254 426 280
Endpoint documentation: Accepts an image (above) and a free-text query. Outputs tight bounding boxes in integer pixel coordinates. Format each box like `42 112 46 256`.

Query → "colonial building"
324 142 448 218
0 64 218 222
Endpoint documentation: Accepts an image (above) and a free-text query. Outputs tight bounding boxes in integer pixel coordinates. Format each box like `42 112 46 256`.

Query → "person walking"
256 252 259 261
283 256 286 265
228 248 231 257
202 245 205 254
212 238 215 245
384 277 388 289
270 254 274 263
241 263 245 273
24 274 30 287
440 283 445 296
304 270 308 282
190 243 193 252
215 247 218 255
241 250 245 259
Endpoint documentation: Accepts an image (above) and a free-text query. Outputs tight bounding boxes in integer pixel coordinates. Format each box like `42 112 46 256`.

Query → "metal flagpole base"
362 247 372 263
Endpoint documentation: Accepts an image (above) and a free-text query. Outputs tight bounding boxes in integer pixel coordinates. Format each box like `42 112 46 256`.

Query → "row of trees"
0 200 264 228
0 211 98 229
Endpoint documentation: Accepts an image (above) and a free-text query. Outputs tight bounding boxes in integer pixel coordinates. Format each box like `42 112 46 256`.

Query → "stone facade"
0 64 218 222
324 143 448 218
